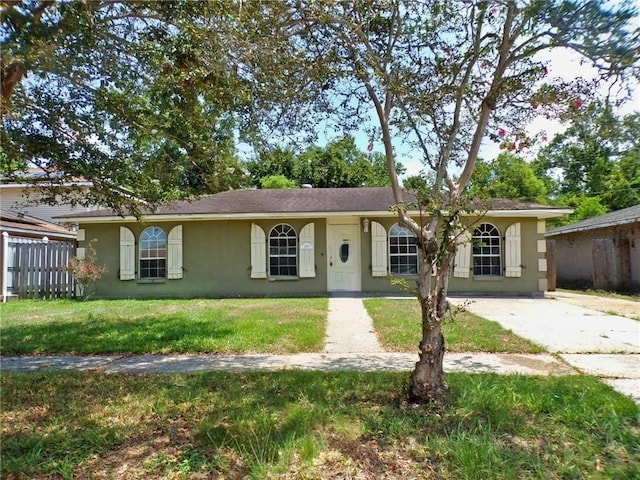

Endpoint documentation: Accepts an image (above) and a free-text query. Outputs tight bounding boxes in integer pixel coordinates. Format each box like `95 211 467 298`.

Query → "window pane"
472 224 501 276
389 224 418 275
339 243 349 263
269 224 297 277
139 227 167 279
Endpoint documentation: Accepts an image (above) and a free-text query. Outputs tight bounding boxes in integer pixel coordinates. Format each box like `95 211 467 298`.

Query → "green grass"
364 298 544 353
2 371 638 479
0 298 327 355
559 288 640 302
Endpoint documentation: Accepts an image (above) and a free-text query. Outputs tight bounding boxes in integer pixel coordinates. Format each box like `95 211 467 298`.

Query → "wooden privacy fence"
592 238 631 291
2 236 76 299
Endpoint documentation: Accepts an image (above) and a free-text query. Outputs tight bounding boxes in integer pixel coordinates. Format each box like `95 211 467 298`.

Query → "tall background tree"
467 152 548 203
236 0 640 403
533 103 640 223
1 0 248 214
245 136 405 188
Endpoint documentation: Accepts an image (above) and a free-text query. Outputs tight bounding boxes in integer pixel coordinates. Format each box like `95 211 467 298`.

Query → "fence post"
2 232 8 303
42 236 50 299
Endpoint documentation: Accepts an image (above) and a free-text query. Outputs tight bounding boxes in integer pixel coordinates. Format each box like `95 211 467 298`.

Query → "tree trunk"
408 243 455 405
409 292 449 404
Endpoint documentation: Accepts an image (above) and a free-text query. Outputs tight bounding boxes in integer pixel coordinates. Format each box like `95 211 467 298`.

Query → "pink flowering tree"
65 239 107 301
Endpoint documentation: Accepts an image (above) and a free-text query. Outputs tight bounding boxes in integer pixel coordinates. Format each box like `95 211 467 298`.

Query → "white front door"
327 223 361 292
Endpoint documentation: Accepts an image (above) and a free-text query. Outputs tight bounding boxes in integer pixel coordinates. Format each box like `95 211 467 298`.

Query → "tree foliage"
467 152 548 203
236 0 640 403
260 174 297 189
246 136 404 188
534 103 640 222
1 0 249 214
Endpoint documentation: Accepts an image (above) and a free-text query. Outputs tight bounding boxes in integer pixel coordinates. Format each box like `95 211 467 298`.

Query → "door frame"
326 217 362 292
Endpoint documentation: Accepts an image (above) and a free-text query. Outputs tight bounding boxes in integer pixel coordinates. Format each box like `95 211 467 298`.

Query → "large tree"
1 0 248 214
534 103 640 218
245 136 405 188
237 0 639 403
467 152 548 203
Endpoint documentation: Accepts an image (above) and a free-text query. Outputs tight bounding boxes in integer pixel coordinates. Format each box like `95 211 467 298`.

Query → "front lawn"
1 297 544 355
0 298 327 355
2 371 638 479
364 298 544 353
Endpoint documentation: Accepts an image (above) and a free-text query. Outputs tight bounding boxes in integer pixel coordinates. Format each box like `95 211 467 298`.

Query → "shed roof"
56 187 571 222
1 209 76 240
546 204 640 237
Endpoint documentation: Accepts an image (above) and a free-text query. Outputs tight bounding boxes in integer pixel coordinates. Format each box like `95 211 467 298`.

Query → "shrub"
65 239 107 300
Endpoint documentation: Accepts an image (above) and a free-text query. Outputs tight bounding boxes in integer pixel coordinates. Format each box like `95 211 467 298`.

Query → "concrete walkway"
2 294 638 403
324 296 382 353
0 352 574 376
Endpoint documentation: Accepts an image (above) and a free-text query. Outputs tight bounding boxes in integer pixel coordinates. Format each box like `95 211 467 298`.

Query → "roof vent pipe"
301 184 313 188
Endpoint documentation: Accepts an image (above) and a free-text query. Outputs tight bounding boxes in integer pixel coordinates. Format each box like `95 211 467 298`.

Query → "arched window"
269 224 297 277
139 226 167 279
472 223 501 276
389 223 418 275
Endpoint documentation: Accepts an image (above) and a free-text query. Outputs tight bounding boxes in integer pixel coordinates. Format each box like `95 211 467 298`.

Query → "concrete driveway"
449 295 640 402
449 296 639 353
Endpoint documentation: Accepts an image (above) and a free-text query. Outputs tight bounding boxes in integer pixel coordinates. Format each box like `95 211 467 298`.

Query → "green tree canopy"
260 174 297 189
467 153 548 203
245 136 404 188
534 104 640 217
1 0 249 214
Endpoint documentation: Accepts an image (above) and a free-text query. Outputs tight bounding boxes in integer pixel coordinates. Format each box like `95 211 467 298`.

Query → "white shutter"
371 221 388 277
167 225 183 279
505 222 522 277
453 229 471 278
250 223 267 279
299 222 315 278
119 226 135 280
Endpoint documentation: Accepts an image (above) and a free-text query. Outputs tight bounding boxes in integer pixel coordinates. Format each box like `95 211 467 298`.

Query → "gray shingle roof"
1 209 76 239
546 204 640 237
56 187 566 219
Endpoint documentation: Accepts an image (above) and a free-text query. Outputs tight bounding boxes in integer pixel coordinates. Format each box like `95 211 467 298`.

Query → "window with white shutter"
250 224 267 278
139 227 167 279
269 224 297 277
119 226 135 280
389 224 418 275
299 222 315 278
472 223 501 276
371 221 388 277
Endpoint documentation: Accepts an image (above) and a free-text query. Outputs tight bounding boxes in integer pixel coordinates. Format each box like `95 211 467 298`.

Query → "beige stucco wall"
82 219 328 299
80 215 547 299
361 216 545 296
